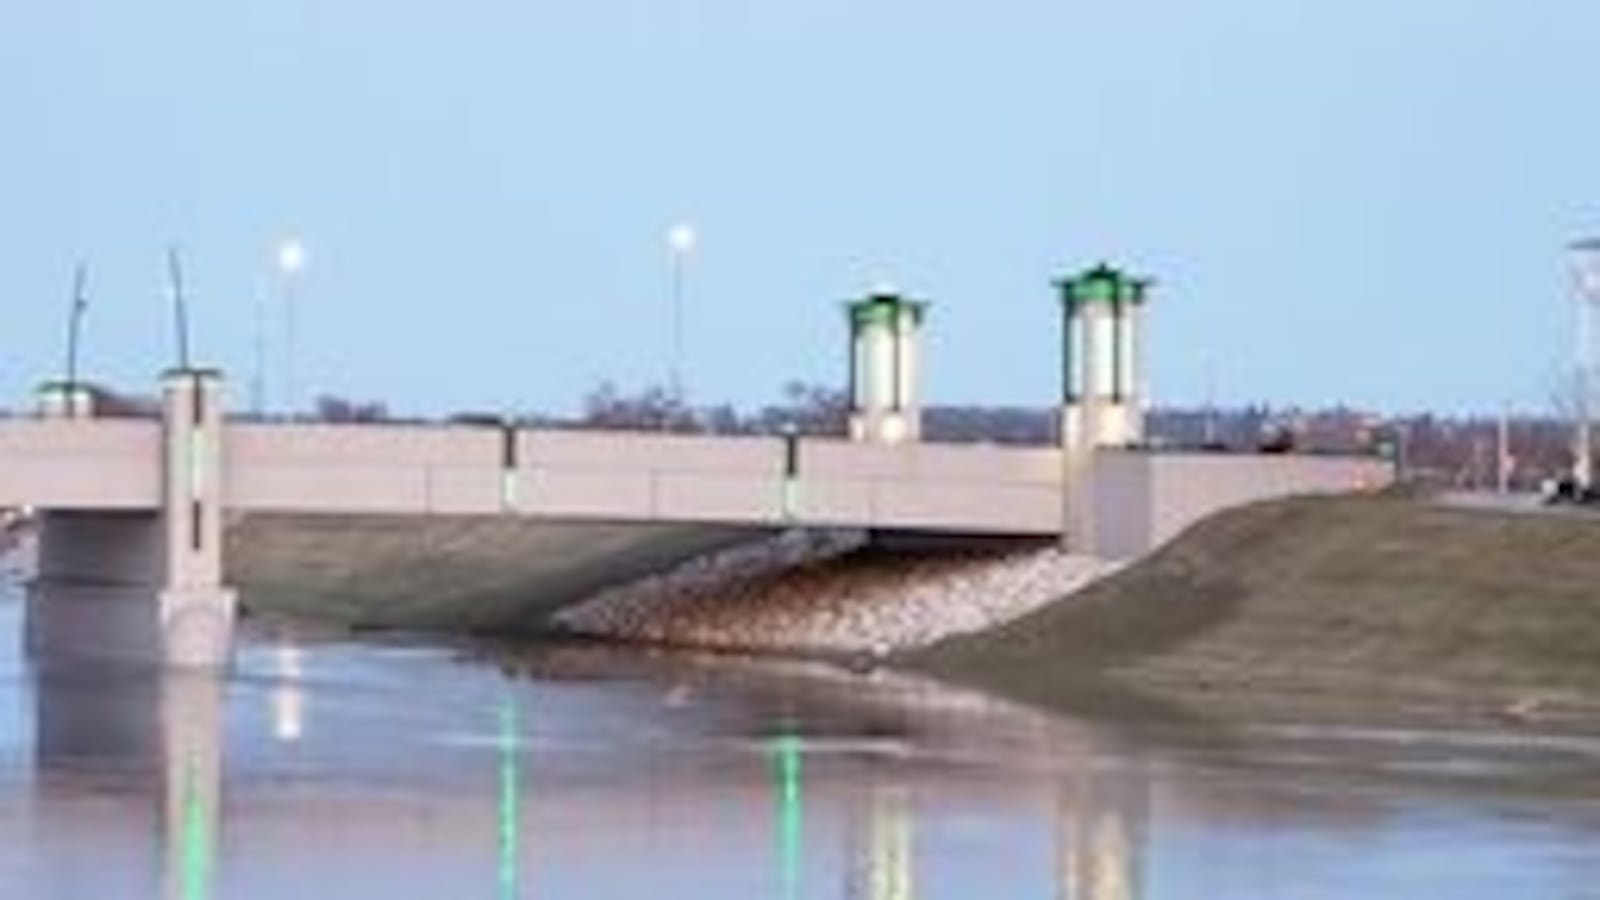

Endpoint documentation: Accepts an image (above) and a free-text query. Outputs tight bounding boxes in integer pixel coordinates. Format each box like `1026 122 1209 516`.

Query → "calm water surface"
3 587 1600 899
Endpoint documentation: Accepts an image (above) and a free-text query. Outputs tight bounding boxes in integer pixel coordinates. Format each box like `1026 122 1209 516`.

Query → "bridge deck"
0 420 1065 536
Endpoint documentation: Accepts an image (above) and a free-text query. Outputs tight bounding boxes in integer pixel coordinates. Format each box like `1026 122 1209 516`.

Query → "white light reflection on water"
269 644 304 744
4 589 1600 898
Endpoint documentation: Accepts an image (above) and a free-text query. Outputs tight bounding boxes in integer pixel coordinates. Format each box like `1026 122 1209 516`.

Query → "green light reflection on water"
500 697 521 900
772 734 803 900
181 754 212 900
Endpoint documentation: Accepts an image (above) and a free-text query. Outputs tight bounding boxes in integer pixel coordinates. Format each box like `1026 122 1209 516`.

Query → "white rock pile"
554 529 1107 655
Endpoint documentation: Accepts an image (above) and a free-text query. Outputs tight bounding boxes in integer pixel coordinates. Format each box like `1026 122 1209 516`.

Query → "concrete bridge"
5 265 1390 668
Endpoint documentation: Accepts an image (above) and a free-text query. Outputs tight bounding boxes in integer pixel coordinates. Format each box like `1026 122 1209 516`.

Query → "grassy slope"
912 495 1600 726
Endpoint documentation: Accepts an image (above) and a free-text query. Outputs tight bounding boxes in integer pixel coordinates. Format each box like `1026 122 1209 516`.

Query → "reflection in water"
862 785 913 900
269 644 304 743
771 734 804 900
14 619 1600 898
161 675 223 900
31 661 222 900
500 697 521 900
1056 762 1147 900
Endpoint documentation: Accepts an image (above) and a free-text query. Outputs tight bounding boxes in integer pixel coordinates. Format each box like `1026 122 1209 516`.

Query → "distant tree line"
557 381 1584 490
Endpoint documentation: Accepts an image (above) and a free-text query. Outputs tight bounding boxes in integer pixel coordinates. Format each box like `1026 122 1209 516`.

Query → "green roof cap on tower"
1055 262 1151 306
847 291 928 328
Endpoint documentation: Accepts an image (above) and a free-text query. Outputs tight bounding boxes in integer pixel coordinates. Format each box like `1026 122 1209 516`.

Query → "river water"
3 586 1600 899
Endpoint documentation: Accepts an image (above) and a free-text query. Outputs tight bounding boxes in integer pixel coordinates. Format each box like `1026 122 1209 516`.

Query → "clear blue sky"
3 1 1598 417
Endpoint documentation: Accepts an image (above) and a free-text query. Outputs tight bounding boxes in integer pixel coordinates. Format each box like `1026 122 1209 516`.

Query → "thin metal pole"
168 246 192 371
65 261 88 390
284 273 298 417
670 248 685 404
1497 404 1512 495
1578 286 1593 490
1203 355 1219 446
251 277 268 417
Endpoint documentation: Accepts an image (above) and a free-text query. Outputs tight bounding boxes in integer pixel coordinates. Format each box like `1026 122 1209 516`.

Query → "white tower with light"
1569 238 1600 492
1058 263 1151 553
1058 263 1150 451
847 289 926 444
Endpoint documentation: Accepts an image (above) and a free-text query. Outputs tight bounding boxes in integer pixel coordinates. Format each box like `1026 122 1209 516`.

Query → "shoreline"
19 493 1600 739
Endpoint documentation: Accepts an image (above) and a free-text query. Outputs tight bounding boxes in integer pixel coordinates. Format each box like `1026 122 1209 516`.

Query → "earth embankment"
913 495 1600 730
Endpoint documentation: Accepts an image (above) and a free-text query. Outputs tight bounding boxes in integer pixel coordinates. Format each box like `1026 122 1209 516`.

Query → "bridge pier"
157 370 237 667
27 370 236 669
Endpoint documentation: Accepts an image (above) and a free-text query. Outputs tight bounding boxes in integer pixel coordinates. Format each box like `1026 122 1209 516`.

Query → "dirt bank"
912 495 1600 731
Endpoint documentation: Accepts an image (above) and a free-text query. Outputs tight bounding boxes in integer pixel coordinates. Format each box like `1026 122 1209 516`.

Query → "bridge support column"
157 369 237 668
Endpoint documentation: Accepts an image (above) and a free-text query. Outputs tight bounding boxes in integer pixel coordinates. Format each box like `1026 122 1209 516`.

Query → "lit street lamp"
277 238 307 416
1569 238 1600 491
666 222 697 404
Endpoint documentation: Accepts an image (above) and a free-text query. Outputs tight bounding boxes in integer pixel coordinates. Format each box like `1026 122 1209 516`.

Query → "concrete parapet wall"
1091 450 1391 559
223 424 1065 534
0 420 161 510
525 429 781 474
227 423 504 515
800 442 1062 485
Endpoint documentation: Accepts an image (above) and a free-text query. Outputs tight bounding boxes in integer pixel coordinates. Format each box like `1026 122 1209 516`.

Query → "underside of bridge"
224 515 772 633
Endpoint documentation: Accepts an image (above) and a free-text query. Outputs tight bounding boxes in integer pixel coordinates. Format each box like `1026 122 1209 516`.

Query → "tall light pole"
250 275 268 417
277 238 307 416
666 222 697 404
1569 238 1600 492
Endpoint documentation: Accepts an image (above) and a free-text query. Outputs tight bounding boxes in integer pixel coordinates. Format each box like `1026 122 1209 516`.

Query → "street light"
1569 238 1600 491
666 222 697 403
277 238 307 416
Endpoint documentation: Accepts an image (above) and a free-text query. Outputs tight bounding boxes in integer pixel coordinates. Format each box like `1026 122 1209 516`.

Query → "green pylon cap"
1056 263 1151 307
846 292 928 329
